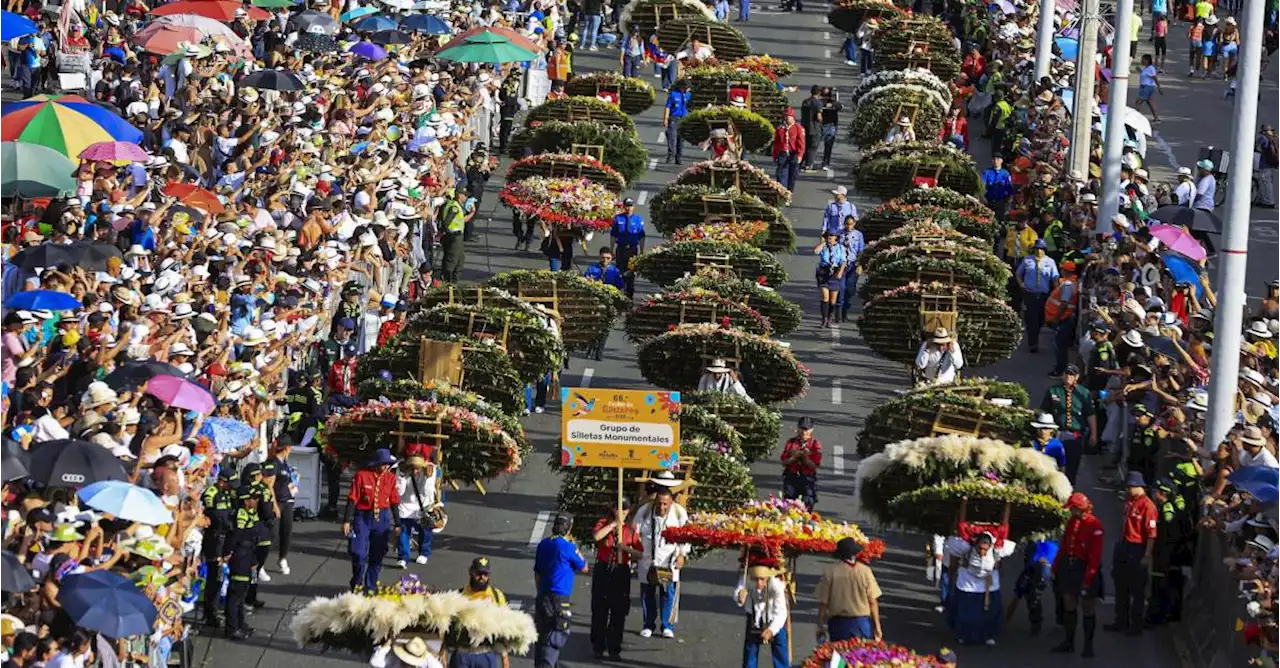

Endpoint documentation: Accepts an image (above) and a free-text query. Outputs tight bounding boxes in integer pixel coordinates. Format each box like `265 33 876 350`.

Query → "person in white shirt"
632 485 689 639
734 564 789 668
395 455 440 567
1238 426 1279 469
944 530 1016 646
697 359 754 402
914 327 964 386
1173 167 1197 206
1193 158 1217 211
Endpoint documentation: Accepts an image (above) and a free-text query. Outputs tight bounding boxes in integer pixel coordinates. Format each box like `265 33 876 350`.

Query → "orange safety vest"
1044 278 1078 324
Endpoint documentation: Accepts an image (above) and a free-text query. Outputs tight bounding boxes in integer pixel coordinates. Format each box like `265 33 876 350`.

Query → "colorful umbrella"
0 142 76 198
436 34 536 63
77 481 174 525
1 95 143 158
152 0 269 21
350 40 388 60
342 6 380 21
401 13 450 34
153 14 254 55
197 417 259 453
79 140 149 163
353 14 397 31
438 25 542 54
161 43 214 65
4 290 81 311
1 10 37 41
58 571 157 638
162 182 225 213
146 375 216 414
1149 223 1207 262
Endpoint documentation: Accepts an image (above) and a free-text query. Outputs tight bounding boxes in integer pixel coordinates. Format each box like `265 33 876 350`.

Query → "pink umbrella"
145 375 216 414
79 141 149 163
1148 224 1207 262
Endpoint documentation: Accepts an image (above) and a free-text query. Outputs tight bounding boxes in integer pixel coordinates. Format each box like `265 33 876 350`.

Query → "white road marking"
656 131 665 144
831 379 843 405
648 157 659 169
824 68 831 78
528 511 552 548
581 367 595 387
1151 130 1182 171
833 445 846 475
824 49 832 59
823 31 831 40
824 167 835 179
830 323 841 346
637 191 649 206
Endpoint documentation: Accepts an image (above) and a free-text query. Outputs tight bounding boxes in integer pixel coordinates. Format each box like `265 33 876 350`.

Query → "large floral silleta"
662 496 886 562
499 176 619 232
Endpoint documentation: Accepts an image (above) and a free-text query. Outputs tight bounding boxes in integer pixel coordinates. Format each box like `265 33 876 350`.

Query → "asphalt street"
186 6 1277 668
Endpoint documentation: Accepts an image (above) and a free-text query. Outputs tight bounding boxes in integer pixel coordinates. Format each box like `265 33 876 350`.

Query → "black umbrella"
28 439 130 487
1 551 36 593
239 68 306 92
65 241 124 272
296 32 340 54
103 360 190 391
370 29 412 45
8 243 77 270
2 437 30 481
1149 205 1224 234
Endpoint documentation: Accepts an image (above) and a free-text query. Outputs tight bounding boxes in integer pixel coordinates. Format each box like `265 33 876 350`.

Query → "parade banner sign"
560 388 681 469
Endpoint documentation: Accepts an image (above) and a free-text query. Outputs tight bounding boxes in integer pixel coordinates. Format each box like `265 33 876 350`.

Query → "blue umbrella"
401 14 450 34
197 417 259 454
1162 253 1207 302
1055 36 1079 61
349 40 388 60
341 6 380 21
353 14 398 31
77 481 173 525
58 571 157 638
3 289 81 311
1230 466 1280 488
1 10 37 41
1233 477 1280 504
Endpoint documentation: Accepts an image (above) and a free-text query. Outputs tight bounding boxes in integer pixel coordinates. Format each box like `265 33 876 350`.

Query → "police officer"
1038 365 1097 484
454 558 509 668
582 247 625 361
464 145 492 241
267 437 297 576
201 468 238 627
439 188 469 283
1126 405 1162 490
1084 322 1120 452
285 368 326 442
1146 479 1189 626
225 486 263 640
610 199 645 300
243 463 276 610
533 513 588 668
332 283 364 338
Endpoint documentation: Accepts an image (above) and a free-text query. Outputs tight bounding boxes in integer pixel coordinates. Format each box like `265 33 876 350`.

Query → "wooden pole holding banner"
615 466 625 549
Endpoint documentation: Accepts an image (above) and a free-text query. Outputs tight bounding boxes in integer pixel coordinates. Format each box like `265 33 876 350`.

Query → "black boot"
1051 611 1077 653
819 302 830 328
1082 615 1097 658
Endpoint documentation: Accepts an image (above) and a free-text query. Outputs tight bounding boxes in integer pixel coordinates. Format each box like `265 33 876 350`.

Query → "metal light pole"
1068 0 1100 178
1205 0 1267 448
1034 0 1057 80
1096 0 1134 235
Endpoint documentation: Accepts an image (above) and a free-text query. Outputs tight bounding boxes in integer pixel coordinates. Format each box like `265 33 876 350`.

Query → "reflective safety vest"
441 199 465 234
1044 278 1078 324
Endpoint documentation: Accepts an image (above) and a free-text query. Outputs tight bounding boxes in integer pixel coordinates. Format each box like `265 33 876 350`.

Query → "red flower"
755 276 767 285
719 316 731 328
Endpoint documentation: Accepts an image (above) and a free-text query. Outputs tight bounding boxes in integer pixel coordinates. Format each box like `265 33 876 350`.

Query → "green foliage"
855 389 1035 456
625 288 773 342
887 480 1071 540
508 120 649 185
672 159 792 208
682 390 782 462
524 96 636 133
649 184 795 252
859 202 998 243
679 107 776 153
657 18 751 60
405 303 565 385
859 221 988 269
897 186 995 217
355 333 524 414
860 243 1011 300
634 240 789 288
848 87 946 147
636 324 809 405
356 378 532 463
565 73 658 115
855 141 982 199
857 282 1022 366
680 67 790 126
674 270 803 336
483 269 628 353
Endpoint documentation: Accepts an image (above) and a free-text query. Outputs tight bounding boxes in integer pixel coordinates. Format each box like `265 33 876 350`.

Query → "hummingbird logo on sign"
570 392 596 416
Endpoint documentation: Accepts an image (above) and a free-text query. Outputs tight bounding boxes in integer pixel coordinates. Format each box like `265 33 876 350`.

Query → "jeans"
742 623 788 668
662 62 677 90
842 38 857 62
782 471 817 509
738 0 750 19
1052 316 1077 374
526 373 552 411
579 14 602 48
622 53 643 77
860 49 872 74
836 269 858 316
666 117 684 161
1023 292 1049 350
774 152 799 192
397 516 434 560
349 509 392 591
827 616 874 641
821 123 838 166
640 581 677 632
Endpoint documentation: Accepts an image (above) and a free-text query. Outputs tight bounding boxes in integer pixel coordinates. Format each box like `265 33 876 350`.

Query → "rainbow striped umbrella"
1 95 143 159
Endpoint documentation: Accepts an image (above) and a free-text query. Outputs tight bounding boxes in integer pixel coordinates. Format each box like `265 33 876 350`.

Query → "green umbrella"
252 0 295 6
1 142 77 198
435 33 536 63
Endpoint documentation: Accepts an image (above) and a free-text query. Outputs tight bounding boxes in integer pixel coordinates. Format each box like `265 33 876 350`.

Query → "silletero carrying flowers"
499 176 620 231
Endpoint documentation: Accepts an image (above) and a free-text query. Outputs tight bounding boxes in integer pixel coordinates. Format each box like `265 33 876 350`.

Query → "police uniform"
1127 421 1162 492
610 212 645 298
225 488 264 638
201 471 238 624
439 196 467 283
245 464 274 608
1040 379 1095 483
664 89 690 163
1147 480 1189 625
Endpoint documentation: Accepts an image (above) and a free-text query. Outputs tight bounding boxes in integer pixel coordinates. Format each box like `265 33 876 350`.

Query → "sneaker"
639 629 653 638
534 406 545 414
396 559 408 568
845 60 856 66
661 629 675 639
984 639 997 646
257 568 272 582
934 605 945 613
590 46 599 51
278 559 290 576
415 555 429 565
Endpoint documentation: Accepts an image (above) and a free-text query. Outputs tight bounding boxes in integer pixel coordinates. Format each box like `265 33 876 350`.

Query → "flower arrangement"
801 638 948 668
871 15 963 78
637 323 810 405
854 435 1073 530
499 176 619 233
657 17 750 61
856 141 982 199
325 400 523 482
483 269 628 354
662 497 887 563
728 55 798 82
680 404 745 459
622 0 716 38
505 153 627 193
850 69 951 109
678 106 776 153
859 201 998 243
565 72 657 115
858 221 988 269
290 589 537 656
682 389 783 462
887 478 1071 539
634 240 789 287
674 269 803 336
896 184 994 217
625 288 773 342
356 332 524 415
855 387 1035 456
506 120 649 185
673 159 792 207
860 242 1011 300
649 184 794 251
856 281 1022 366
414 285 542 322
827 0 906 34
681 67 790 126
408 302 566 384
524 96 636 134
670 218 771 246
848 85 949 147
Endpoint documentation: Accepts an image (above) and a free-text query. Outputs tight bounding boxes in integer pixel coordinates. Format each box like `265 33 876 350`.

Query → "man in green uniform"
439 188 469 283
242 463 275 609
1146 479 1189 626
225 487 263 640
1085 322 1121 453
201 469 238 627
1039 365 1097 485
1126 405 1162 488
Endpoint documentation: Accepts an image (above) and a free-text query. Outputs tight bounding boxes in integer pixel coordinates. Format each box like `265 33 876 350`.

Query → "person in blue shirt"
981 155 1015 221
583 247 625 360
812 230 848 328
834 214 865 323
1029 412 1068 470
714 0 730 20
1016 240 1059 353
533 513 588 668
663 82 692 164
821 185 858 236
1009 538 1060 636
609 198 646 299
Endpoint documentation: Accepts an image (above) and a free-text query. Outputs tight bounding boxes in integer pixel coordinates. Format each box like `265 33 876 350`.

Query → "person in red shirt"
1051 492 1105 658
590 501 644 660
376 303 407 348
961 45 986 82
780 416 822 509
342 448 401 591
772 109 806 193
1108 472 1158 636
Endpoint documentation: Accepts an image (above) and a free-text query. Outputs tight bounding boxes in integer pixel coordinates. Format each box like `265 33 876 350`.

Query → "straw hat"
747 564 780 579
393 637 436 667
1031 412 1059 430
705 358 731 373
931 327 953 344
896 116 912 126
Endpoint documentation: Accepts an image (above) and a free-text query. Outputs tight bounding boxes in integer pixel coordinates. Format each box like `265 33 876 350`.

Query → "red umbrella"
437 26 543 54
145 375 216 414
132 23 204 54
152 0 270 22
163 182 225 214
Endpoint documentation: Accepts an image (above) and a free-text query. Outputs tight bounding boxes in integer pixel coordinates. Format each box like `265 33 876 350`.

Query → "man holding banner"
590 501 644 660
633 486 689 640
